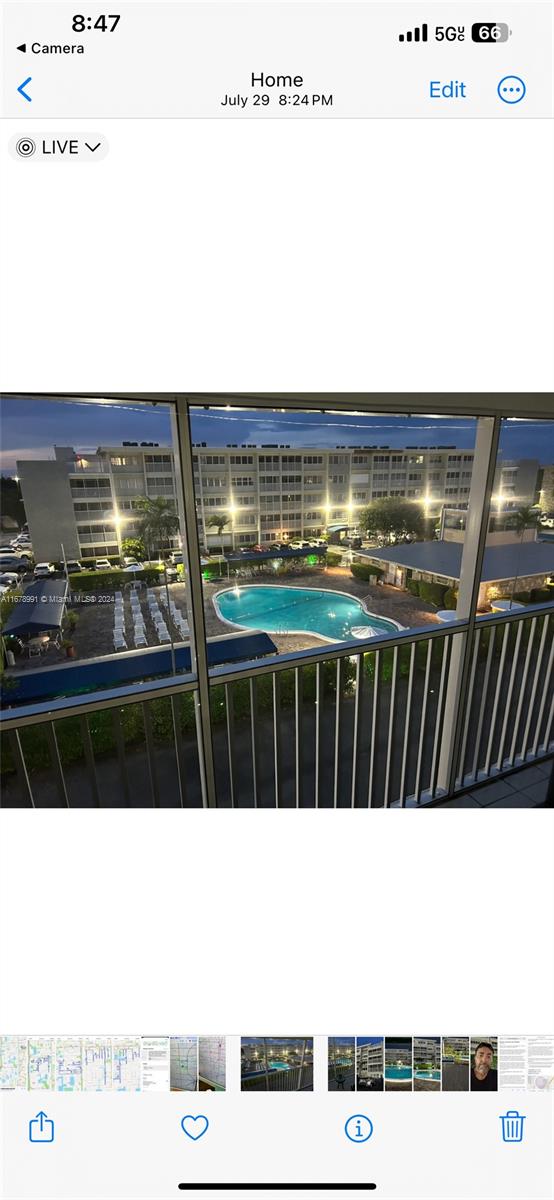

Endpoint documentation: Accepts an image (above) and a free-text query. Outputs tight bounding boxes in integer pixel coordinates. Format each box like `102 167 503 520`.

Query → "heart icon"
181 1114 209 1141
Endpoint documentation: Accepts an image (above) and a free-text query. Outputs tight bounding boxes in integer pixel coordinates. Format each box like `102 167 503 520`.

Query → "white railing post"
436 416 502 795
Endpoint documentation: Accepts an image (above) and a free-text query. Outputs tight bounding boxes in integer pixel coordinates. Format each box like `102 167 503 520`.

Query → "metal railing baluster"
350 653 363 808
496 621 524 771
8 730 34 807
456 629 481 788
80 716 100 807
531 632 554 758
470 626 496 784
398 642 416 807
509 618 537 766
111 708 131 806
45 722 70 808
430 634 453 799
383 646 398 808
521 615 549 762
367 649 380 808
142 701 160 807
484 622 510 777
413 640 433 805
333 659 341 808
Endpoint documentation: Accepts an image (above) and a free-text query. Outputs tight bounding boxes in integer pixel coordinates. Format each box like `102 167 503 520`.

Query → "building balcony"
1 602 552 808
3 395 553 810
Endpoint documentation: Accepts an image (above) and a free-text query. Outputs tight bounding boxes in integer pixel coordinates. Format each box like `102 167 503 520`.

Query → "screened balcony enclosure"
1 393 553 809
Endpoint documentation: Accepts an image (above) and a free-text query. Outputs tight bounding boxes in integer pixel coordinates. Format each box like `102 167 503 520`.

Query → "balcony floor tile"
484 794 538 808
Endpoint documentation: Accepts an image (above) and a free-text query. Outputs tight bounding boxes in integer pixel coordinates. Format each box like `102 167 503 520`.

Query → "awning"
2 579 68 638
326 524 350 533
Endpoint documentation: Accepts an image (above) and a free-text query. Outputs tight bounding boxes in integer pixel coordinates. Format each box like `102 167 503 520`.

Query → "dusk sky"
1 397 553 475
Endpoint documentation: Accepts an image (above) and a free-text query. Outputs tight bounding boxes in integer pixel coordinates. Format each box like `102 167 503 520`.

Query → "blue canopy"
2 579 68 638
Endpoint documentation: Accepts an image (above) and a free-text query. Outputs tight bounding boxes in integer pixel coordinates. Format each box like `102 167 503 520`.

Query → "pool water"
213 585 400 643
385 1067 412 1080
414 1070 441 1080
269 1061 290 1071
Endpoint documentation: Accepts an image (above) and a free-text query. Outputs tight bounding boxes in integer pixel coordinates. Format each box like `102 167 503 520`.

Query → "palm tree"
205 511 231 552
134 496 180 563
509 505 540 606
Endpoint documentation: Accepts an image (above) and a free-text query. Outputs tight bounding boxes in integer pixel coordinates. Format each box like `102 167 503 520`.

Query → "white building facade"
17 442 540 562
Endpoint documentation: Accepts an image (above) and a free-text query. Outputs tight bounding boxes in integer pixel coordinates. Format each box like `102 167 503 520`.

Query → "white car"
34 562 55 579
122 557 143 568
0 573 20 588
122 562 145 573
94 558 112 571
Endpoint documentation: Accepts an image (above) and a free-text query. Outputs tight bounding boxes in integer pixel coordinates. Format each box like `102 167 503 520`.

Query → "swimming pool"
414 1070 441 1080
385 1067 412 1080
213 585 402 643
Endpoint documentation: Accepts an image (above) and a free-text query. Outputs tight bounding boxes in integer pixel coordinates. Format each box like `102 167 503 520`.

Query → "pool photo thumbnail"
413 1037 441 1090
241 1038 314 1091
441 1037 470 1091
385 1037 413 1090
328 1037 355 1091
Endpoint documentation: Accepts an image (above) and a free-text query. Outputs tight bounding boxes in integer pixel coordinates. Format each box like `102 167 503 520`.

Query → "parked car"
65 560 82 574
122 556 141 567
94 557 112 571
289 539 312 550
34 562 55 579
0 547 17 555
0 556 27 573
122 562 145 573
0 573 20 588
162 564 178 582
169 551 184 565
269 541 288 551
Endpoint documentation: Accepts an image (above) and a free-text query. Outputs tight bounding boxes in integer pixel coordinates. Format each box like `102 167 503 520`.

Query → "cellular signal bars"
398 23 428 43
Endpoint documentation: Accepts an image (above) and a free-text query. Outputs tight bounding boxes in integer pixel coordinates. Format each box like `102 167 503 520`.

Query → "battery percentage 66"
471 22 511 42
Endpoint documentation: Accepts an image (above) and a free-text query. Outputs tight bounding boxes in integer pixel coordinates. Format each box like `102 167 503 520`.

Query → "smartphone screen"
1 3 553 1199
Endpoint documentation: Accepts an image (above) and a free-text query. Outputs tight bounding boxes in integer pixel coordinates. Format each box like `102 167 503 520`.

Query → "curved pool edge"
212 583 405 644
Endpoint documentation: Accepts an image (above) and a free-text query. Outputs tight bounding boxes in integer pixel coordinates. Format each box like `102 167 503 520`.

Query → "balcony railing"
241 1064 313 1091
1 604 552 808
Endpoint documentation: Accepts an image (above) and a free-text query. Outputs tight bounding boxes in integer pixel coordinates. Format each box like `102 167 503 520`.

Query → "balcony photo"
0 394 553 809
241 1038 314 1092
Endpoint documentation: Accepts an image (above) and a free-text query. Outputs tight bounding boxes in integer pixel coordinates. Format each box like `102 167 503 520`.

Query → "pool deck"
203 567 440 653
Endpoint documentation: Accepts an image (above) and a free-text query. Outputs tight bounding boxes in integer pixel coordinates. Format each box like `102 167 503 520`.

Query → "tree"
358 498 424 545
206 511 231 551
0 477 26 531
134 496 180 562
509 505 540 606
121 536 146 561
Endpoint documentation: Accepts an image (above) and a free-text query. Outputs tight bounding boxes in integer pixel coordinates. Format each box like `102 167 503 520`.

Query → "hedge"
530 588 553 603
325 552 342 567
406 579 420 597
1 641 453 778
349 563 383 583
418 581 447 607
68 568 163 592
443 588 458 610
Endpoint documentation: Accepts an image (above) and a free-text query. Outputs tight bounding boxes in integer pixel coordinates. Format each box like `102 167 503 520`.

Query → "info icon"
345 1114 373 1143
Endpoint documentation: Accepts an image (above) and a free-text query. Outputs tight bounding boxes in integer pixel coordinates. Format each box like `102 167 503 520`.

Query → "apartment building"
17 443 541 561
356 1040 384 1080
414 1038 441 1068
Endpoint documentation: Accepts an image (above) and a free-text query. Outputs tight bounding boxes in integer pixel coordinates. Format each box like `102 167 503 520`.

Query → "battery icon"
472 22 511 42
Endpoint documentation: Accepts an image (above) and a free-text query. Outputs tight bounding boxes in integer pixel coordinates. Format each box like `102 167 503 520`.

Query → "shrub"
443 588 458 610
406 579 420 597
68 568 161 592
530 588 552 603
325 552 342 567
418 581 447 607
350 563 383 583
513 591 531 603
